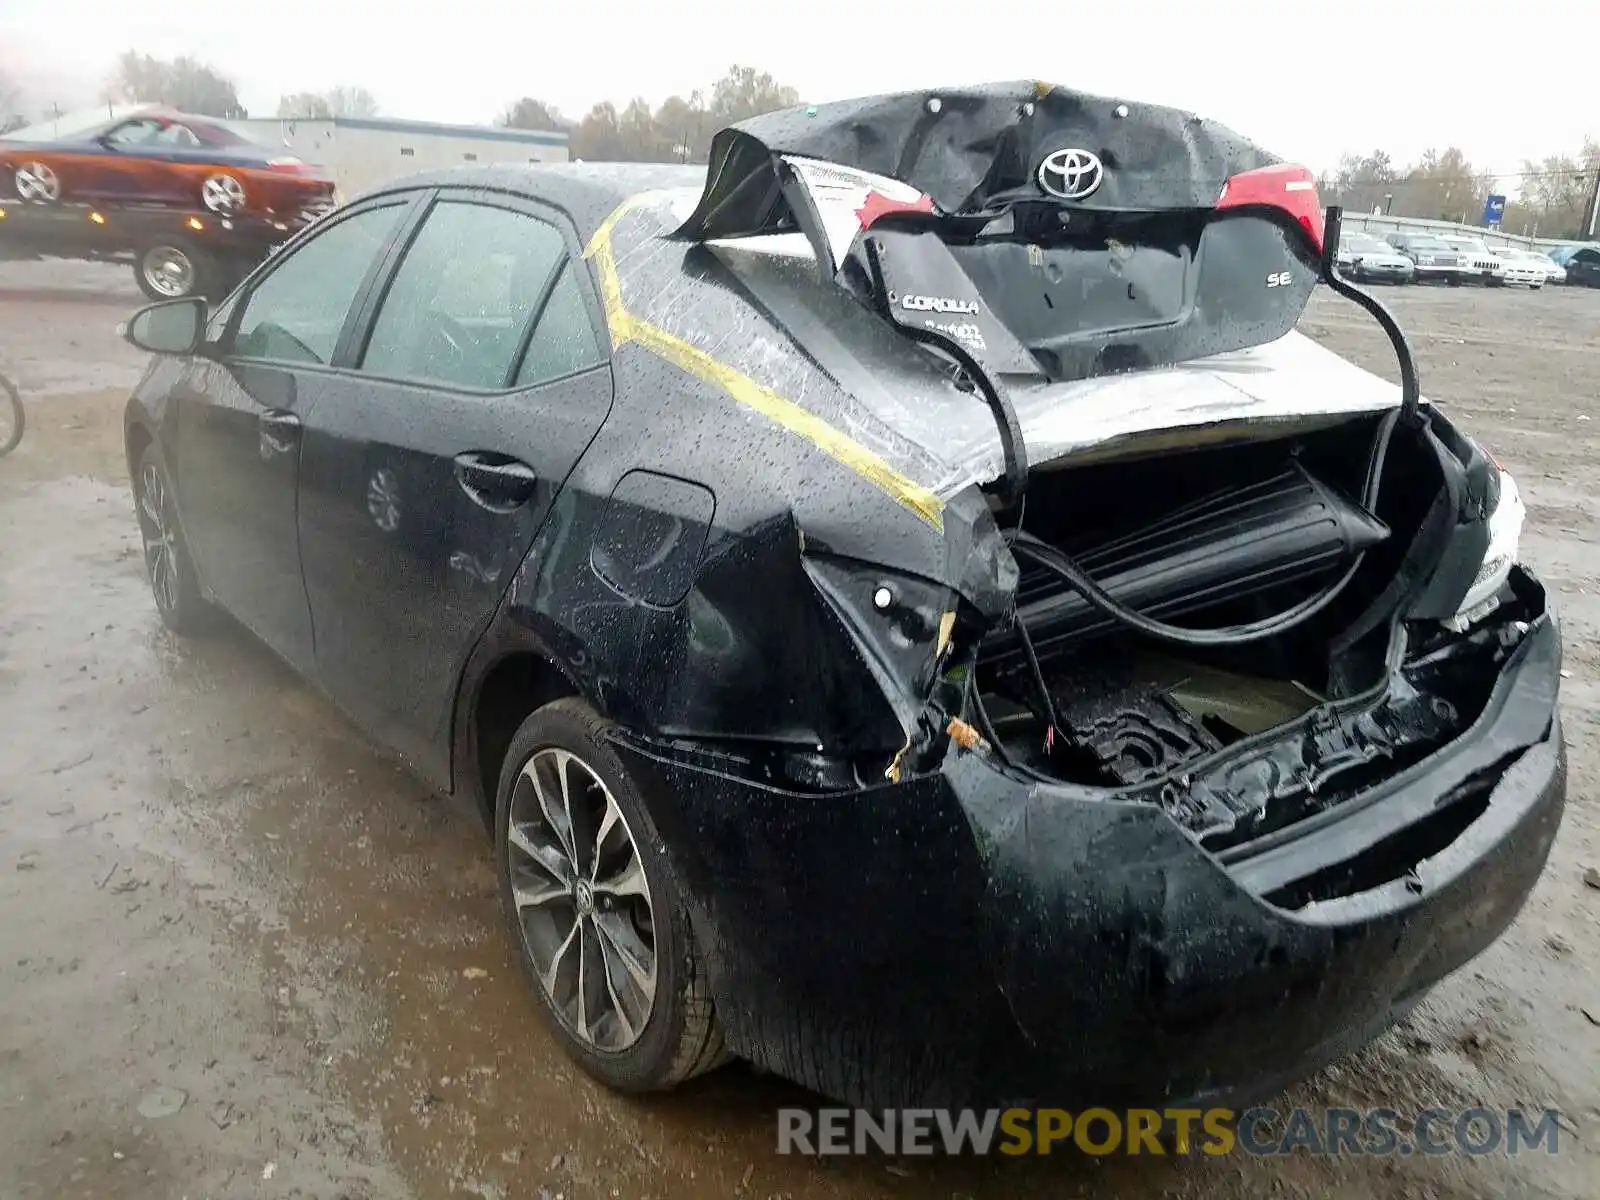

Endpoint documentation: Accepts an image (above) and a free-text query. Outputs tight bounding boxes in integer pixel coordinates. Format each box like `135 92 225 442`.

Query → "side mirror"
120 298 206 356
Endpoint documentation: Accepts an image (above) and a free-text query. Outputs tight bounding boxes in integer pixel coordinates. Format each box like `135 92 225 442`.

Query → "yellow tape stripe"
582 199 945 531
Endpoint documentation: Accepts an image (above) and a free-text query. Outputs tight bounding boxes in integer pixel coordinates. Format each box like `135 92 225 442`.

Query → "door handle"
259 409 301 455
453 452 538 509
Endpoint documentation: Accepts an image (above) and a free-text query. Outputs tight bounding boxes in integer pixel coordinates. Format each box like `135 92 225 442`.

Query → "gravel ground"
1 261 1596 1199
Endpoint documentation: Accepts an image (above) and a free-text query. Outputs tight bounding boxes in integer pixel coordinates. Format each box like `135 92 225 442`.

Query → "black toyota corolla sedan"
120 82 1565 1110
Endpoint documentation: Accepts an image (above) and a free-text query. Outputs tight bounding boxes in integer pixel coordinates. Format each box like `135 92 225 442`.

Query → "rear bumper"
618 604 1565 1109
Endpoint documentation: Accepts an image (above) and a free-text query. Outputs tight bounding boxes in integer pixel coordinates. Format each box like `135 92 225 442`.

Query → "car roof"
357 162 708 242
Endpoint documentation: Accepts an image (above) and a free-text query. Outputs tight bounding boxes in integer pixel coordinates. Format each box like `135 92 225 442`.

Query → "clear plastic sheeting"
605 189 1403 503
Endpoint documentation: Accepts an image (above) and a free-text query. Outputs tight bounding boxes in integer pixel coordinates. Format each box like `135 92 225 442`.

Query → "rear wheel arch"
464 650 585 832
125 421 154 483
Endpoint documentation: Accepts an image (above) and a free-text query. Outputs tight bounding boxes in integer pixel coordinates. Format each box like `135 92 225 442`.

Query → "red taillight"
1216 163 1323 253
855 188 935 231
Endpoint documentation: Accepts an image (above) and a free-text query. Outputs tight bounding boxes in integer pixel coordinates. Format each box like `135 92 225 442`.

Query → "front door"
294 193 612 785
173 197 416 668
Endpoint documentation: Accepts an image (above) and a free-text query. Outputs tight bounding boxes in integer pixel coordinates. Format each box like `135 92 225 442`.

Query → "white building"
227 115 569 200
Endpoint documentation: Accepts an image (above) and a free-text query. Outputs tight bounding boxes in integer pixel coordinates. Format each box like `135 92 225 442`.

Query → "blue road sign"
1483 194 1507 226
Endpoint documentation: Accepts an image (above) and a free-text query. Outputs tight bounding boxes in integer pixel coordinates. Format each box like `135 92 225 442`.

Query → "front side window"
104 118 165 147
361 200 575 390
232 203 406 365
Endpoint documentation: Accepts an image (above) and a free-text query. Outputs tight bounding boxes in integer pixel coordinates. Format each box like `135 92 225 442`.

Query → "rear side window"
233 203 406 365
514 263 603 387
361 200 571 390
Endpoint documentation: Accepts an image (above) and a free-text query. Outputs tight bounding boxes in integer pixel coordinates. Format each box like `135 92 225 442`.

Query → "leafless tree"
106 52 246 119
499 97 566 132
277 86 378 120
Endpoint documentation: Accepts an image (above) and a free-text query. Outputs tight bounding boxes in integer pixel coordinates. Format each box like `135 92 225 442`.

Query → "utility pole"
1584 169 1600 240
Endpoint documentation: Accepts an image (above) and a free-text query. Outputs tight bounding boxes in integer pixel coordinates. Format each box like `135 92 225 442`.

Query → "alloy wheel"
15 162 59 203
506 747 657 1053
201 174 246 213
142 247 196 299
136 462 179 615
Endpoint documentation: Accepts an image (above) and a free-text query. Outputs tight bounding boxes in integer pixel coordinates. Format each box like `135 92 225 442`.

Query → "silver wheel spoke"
540 917 580 996
591 792 623 882
137 465 180 612
508 745 658 1053
591 921 641 1045
525 754 579 866
593 910 655 997
574 919 594 1042
511 874 569 910
506 820 570 886
593 854 648 900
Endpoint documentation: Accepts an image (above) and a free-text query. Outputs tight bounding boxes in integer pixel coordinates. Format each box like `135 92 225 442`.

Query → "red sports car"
1 107 334 222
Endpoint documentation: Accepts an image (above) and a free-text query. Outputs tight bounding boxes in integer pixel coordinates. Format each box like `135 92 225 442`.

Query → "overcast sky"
3 0 1596 175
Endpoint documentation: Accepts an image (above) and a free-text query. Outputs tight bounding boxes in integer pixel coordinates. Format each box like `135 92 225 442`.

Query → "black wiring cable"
969 205 1425 765
999 209 1412 653
1013 612 1062 746
1004 406 1399 650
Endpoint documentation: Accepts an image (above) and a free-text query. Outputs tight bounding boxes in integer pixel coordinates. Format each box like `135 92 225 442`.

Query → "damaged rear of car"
495 83 1564 1109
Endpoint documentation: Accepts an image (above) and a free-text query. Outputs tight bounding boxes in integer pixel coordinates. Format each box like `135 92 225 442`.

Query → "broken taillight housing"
1216 164 1324 253
781 156 937 273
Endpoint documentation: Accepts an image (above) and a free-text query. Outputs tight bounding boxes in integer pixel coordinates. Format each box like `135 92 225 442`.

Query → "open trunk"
966 414 1529 859
674 84 1529 853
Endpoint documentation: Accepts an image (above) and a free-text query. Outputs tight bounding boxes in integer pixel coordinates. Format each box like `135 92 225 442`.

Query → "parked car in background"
1385 232 1468 284
1501 248 1563 286
1558 245 1600 288
1334 230 1414 283
1434 234 1507 285
114 81 1564 1114
0 107 335 222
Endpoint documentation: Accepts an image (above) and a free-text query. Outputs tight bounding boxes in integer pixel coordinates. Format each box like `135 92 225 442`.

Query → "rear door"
294 189 612 785
172 195 417 670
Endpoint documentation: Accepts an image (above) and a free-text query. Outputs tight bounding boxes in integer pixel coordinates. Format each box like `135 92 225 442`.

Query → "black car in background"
1558 245 1600 287
116 83 1564 1111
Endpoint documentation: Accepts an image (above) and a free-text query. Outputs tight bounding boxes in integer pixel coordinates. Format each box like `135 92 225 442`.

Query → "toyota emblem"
1038 148 1104 200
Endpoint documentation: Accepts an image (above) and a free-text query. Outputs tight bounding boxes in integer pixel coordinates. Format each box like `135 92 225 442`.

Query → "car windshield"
1345 234 1390 252
1405 238 1449 250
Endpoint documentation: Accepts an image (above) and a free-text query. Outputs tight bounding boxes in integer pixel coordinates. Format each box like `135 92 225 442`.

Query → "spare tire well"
469 653 579 829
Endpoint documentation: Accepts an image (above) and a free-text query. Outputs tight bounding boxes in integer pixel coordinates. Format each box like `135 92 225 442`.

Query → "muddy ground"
1 261 1596 1200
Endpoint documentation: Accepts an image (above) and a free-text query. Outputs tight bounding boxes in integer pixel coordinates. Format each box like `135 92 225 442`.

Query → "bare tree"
570 101 622 161
1401 147 1483 223
0 63 24 133
618 97 662 160
277 91 332 120
709 65 800 125
654 92 706 162
106 52 246 118
499 97 566 131
550 66 800 163
323 86 378 118
278 86 378 120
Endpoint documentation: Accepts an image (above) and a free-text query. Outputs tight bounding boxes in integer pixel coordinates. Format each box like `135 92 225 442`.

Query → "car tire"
135 241 217 302
133 442 213 635
494 696 728 1093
